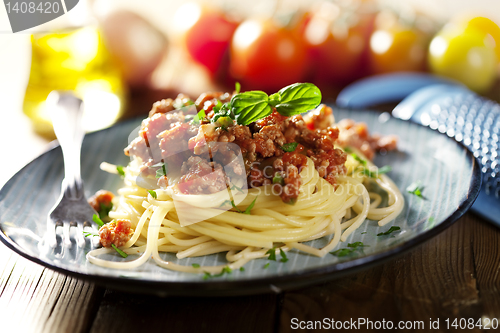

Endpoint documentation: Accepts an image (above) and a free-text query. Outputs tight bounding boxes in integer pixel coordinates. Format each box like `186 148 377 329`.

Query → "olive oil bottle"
23 26 126 138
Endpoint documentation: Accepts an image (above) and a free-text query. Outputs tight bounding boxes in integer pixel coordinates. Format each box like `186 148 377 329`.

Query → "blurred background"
1 0 500 184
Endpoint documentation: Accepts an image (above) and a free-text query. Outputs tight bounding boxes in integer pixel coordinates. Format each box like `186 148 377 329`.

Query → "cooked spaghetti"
86 83 404 274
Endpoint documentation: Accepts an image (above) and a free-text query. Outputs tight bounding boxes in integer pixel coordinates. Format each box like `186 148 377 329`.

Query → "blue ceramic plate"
0 108 481 296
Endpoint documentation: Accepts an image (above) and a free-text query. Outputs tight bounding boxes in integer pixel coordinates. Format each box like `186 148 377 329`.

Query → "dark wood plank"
89 289 279 333
0 244 104 333
279 216 492 332
471 214 500 323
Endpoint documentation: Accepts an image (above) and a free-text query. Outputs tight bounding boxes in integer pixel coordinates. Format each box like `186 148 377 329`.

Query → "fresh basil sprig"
212 83 322 126
231 91 272 125
272 82 322 116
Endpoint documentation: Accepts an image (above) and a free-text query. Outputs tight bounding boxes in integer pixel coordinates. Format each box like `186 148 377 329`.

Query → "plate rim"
0 113 483 296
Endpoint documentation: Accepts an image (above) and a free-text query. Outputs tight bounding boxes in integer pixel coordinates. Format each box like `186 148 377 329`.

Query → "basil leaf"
281 142 298 152
230 91 272 125
274 83 322 116
148 190 157 199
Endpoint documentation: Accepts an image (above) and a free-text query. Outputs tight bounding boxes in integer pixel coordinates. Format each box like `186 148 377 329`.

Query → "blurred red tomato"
367 12 430 74
229 18 308 92
174 2 239 78
303 2 375 85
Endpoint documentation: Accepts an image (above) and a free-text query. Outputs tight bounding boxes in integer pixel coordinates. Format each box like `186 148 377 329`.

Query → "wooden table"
1 210 499 332
1 35 500 333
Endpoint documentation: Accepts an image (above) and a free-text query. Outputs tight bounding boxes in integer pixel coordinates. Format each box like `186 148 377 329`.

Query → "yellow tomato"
368 27 428 74
428 16 500 93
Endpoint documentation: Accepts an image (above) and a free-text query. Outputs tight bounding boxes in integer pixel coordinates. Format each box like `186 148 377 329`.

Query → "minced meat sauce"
122 92 349 204
121 91 396 205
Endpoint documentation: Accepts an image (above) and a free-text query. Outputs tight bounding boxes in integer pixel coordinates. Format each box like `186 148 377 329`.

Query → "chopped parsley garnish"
193 109 206 125
230 197 257 215
279 248 288 262
266 248 277 261
347 242 368 248
361 165 392 178
281 142 299 152
230 184 245 193
116 165 125 177
192 263 200 268
230 200 243 213
235 82 241 94
203 266 232 279
263 263 270 269
407 181 424 198
83 231 98 237
272 173 284 185
215 116 233 131
350 153 367 165
98 202 113 219
343 147 353 153
92 214 104 228
330 248 354 257
173 98 194 109
214 266 232 277
219 200 231 207
111 244 128 258
244 197 257 215
377 226 401 236
330 242 368 257
239 267 245 272
148 190 157 199
155 163 168 178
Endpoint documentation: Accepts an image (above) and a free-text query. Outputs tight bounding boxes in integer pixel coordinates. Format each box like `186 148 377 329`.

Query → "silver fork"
45 91 97 249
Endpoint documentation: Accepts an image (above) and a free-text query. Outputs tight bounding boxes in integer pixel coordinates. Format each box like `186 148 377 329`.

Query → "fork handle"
48 91 85 199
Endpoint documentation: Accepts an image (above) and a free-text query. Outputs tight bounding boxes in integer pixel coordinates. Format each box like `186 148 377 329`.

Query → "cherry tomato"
303 1 374 85
229 18 308 92
174 2 239 78
368 12 429 74
428 17 500 93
